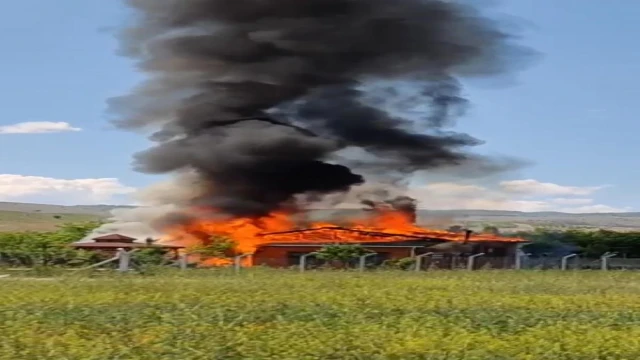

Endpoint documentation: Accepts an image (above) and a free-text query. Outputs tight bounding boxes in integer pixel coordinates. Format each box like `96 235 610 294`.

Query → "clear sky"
0 0 638 213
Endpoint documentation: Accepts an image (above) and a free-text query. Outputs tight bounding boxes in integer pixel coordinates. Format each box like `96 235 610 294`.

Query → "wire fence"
4 248 640 273
251 254 640 271
522 256 640 270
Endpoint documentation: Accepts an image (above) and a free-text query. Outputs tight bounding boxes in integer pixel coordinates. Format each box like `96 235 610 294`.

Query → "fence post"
561 253 577 270
600 252 617 271
117 248 130 272
234 254 253 274
178 253 188 270
414 252 434 272
299 252 318 272
358 253 377 272
467 253 485 271
514 244 527 270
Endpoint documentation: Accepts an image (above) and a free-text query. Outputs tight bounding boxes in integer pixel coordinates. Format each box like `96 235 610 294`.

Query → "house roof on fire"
258 226 526 245
258 241 434 248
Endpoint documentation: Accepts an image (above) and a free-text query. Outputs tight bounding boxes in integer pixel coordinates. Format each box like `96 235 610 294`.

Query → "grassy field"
2 270 640 359
0 210 102 232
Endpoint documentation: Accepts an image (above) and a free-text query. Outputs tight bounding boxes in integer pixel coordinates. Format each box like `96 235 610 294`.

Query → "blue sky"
0 0 638 212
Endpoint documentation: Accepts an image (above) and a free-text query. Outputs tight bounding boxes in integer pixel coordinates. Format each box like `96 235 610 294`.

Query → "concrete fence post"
234 254 253 274
410 247 418 257
561 254 577 270
178 253 188 270
414 252 434 272
299 252 319 272
514 244 527 270
117 248 130 273
600 252 617 271
467 253 485 271
358 253 377 272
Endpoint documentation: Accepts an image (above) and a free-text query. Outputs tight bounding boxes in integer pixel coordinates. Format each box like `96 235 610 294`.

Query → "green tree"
482 226 500 235
316 244 373 268
511 228 640 258
131 248 171 267
0 221 103 267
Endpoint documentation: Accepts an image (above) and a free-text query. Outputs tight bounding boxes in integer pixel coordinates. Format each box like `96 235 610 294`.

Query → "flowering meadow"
2 270 640 359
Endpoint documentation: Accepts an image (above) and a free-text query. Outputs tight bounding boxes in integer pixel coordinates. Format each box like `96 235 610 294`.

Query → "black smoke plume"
111 0 531 217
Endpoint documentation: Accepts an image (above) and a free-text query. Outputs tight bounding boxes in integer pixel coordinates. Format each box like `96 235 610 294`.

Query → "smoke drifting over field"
110 0 532 218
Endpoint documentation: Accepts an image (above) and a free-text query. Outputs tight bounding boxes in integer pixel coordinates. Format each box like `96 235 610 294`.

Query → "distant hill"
0 202 131 232
2 201 640 233
0 202 133 216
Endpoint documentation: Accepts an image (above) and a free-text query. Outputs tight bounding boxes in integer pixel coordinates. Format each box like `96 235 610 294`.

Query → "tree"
316 244 373 268
482 226 500 235
0 221 103 267
131 248 171 267
509 228 640 258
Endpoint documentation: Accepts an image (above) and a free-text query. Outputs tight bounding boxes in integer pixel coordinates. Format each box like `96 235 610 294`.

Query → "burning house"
160 207 525 269
253 227 526 269
102 0 534 261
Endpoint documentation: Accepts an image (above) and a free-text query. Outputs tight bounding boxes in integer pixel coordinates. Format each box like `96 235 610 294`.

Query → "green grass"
0 210 102 232
2 269 640 359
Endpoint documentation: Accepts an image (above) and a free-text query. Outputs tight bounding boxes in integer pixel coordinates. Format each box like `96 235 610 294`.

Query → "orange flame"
161 208 524 266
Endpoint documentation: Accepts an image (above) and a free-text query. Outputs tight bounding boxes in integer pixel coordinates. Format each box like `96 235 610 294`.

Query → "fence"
288 252 640 272
44 248 188 273
5 249 640 274
522 255 640 270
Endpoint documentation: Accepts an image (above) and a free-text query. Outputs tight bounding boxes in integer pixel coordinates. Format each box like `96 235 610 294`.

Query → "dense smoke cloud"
110 0 532 217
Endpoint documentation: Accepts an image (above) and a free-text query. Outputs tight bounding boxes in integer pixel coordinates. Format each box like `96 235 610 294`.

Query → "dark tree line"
514 229 640 258
0 222 106 267
446 225 640 258
0 222 177 268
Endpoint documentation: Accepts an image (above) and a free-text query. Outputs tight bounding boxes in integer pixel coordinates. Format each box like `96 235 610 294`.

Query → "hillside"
0 210 104 232
2 201 640 233
0 202 132 216
0 202 127 232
